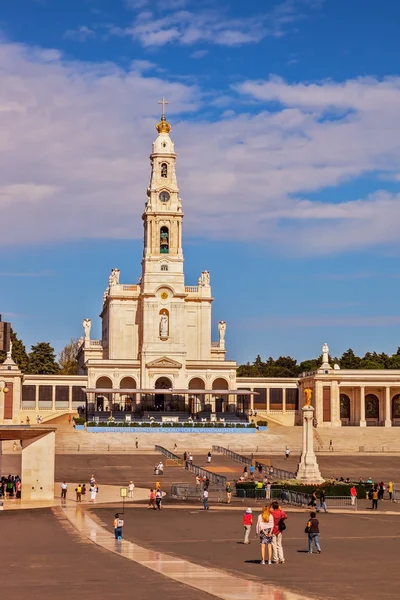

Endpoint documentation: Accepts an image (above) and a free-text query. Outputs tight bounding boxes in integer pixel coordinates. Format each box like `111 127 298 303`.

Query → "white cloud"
63 25 96 42
119 1 318 48
190 49 208 59
1 40 400 256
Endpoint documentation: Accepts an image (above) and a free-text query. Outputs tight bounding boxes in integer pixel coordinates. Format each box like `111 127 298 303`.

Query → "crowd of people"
0 474 22 499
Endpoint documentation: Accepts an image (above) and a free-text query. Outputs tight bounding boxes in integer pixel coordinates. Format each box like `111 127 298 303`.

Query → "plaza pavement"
0 508 213 600
92 505 400 600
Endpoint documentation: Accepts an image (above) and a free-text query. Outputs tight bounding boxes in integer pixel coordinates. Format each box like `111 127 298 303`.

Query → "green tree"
58 338 80 375
360 351 386 370
28 342 59 375
273 356 299 376
0 328 29 372
389 348 400 369
339 348 361 369
298 359 319 373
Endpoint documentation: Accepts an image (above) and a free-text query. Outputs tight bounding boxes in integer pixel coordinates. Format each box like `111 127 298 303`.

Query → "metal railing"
155 445 182 465
156 445 226 485
212 445 252 466
171 484 357 510
212 445 296 480
171 484 225 502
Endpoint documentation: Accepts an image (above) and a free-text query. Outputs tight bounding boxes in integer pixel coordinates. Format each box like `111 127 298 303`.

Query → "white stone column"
331 380 341 426
315 382 323 425
250 389 254 412
385 386 392 427
296 404 324 483
22 431 55 501
266 388 270 413
52 386 56 412
360 386 366 427
68 386 73 412
35 385 39 412
282 388 286 414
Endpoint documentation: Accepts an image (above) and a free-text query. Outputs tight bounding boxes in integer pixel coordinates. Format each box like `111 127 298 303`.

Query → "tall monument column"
296 388 324 484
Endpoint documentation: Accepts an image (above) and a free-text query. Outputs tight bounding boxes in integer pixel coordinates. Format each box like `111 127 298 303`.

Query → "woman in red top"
270 500 288 563
243 508 253 544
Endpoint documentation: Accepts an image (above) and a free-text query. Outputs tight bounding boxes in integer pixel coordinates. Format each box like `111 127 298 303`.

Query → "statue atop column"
322 342 329 364
198 270 210 286
218 321 226 344
6 340 12 360
83 318 91 341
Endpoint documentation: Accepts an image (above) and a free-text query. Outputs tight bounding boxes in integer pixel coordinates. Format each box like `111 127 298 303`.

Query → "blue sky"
2 0 400 364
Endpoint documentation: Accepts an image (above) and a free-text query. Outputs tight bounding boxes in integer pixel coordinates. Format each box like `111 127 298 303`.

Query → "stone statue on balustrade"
322 342 329 364
83 318 91 340
108 268 120 286
198 270 210 286
6 340 12 360
218 321 226 343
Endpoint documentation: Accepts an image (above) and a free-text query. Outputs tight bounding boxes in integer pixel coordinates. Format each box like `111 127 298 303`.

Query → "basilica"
1 108 400 429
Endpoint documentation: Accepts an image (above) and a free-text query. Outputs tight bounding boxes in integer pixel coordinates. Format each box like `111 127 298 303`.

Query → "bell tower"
141 98 184 293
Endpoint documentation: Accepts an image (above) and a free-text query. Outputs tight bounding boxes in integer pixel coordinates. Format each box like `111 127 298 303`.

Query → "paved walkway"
63 505 314 600
0 482 150 510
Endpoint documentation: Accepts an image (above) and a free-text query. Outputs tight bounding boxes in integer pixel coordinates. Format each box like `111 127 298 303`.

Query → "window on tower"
161 163 168 178
160 226 169 254
161 263 168 271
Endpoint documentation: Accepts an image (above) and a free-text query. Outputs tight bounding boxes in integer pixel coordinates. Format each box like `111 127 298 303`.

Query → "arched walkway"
119 377 137 412
340 393 351 422
189 377 205 413
95 376 112 411
154 376 173 411
212 378 229 413
365 393 379 421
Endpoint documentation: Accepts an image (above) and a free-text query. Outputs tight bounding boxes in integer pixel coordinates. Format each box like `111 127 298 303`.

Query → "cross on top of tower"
158 97 169 119
156 97 172 134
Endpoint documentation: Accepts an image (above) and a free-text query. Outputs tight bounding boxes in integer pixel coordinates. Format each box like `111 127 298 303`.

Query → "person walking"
207 451 212 463
388 481 394 501
226 481 232 504
75 484 82 503
270 500 288 564
203 488 209 510
306 512 321 554
89 484 97 503
148 488 156 509
256 505 274 565
61 482 68 500
317 490 327 513
329 439 333 452
128 481 135 498
135 438 139 449
195 475 201 489
243 508 253 544
372 486 379 510
308 490 318 508
378 482 385 501
265 481 271 501
68 414 72 426
113 513 124 540
155 488 162 510
285 446 290 460
249 464 255 480
350 485 357 506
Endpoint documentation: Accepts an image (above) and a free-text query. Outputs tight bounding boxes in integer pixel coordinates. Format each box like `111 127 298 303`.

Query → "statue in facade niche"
198 270 210 286
83 318 91 340
160 313 169 338
218 321 226 343
109 268 120 286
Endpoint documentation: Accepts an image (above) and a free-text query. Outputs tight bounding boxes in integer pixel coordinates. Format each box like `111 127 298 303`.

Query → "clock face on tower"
159 191 170 203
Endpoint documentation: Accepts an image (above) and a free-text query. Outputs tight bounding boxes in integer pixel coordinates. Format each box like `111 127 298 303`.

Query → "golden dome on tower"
156 115 172 134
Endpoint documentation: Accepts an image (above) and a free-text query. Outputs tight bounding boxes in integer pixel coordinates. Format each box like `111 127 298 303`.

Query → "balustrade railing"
212 445 296 480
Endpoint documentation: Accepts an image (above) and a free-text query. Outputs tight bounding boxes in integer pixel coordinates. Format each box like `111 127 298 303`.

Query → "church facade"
76 110 240 415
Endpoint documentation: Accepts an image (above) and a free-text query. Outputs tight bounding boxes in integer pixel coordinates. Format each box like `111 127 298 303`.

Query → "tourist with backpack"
270 500 288 564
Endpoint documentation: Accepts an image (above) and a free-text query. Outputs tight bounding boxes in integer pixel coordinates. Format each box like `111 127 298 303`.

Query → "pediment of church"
146 356 182 369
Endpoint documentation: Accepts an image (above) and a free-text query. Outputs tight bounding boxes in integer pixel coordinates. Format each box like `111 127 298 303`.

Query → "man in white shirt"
61 482 68 500
203 488 209 510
